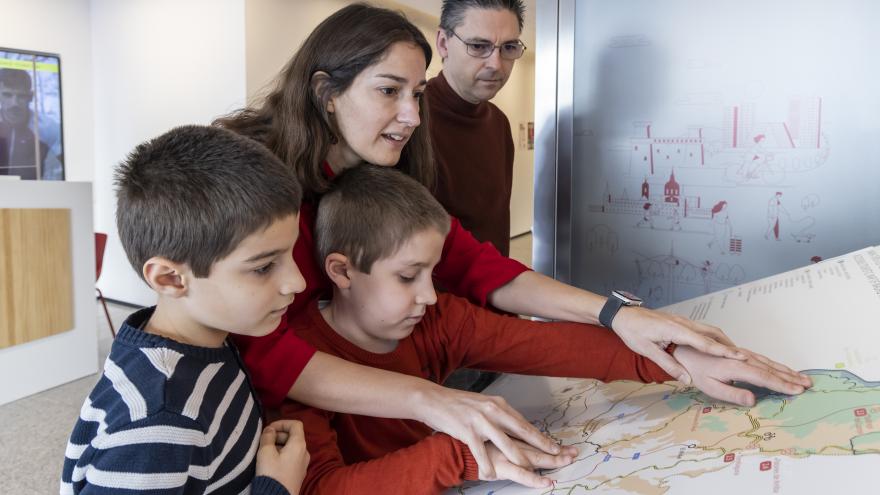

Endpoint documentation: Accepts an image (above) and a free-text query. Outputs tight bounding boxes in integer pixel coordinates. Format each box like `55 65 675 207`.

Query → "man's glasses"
449 30 527 60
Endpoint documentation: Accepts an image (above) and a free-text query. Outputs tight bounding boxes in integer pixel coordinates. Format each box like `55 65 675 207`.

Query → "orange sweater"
269 294 672 494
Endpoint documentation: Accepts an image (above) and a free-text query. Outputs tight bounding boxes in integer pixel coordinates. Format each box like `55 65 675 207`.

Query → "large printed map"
451 247 880 494
455 370 879 494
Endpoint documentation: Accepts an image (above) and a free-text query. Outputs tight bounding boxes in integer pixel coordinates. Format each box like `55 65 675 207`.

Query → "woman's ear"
143 257 189 297
324 252 353 290
311 71 334 113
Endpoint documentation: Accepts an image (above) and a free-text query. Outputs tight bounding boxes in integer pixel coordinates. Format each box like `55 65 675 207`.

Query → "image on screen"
0 47 64 180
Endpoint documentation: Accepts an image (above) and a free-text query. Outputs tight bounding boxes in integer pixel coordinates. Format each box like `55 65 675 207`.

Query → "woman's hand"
611 306 747 384
414 385 564 480
489 271 746 384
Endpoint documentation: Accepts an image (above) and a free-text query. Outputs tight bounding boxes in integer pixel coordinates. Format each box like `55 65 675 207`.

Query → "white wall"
493 54 535 237
245 0 443 102
246 0 354 101
91 0 248 306
0 0 95 182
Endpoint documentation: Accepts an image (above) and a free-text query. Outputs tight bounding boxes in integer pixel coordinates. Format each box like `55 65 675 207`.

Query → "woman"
216 4 556 482
709 200 733 254
216 2 804 483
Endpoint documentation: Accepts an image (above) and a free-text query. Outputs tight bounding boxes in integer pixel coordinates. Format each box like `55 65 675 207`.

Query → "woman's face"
326 41 427 171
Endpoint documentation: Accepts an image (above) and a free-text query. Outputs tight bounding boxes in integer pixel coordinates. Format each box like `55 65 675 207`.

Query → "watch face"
613 290 643 305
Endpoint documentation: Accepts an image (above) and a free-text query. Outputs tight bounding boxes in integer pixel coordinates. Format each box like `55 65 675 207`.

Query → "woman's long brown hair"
215 3 435 198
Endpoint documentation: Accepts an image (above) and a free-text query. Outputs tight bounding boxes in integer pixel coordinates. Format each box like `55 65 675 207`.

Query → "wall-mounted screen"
0 47 64 180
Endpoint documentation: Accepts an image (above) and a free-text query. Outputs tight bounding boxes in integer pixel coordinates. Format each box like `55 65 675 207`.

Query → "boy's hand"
256 420 310 494
482 439 577 488
612 307 748 386
417 386 563 480
672 345 813 406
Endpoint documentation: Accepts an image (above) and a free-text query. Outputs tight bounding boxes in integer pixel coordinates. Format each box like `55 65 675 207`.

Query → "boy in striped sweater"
61 125 309 494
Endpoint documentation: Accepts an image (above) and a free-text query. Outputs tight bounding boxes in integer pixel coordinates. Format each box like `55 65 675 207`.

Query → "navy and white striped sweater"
60 307 289 495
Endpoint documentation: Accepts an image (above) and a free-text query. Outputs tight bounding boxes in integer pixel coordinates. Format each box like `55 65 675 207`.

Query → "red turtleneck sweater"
426 71 516 256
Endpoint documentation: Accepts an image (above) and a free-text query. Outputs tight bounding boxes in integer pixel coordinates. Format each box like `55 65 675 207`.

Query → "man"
427 0 526 257
0 68 48 179
428 0 526 392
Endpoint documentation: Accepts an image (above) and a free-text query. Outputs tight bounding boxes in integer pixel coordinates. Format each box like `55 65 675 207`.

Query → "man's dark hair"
440 0 525 33
115 125 302 279
0 68 32 90
316 165 450 274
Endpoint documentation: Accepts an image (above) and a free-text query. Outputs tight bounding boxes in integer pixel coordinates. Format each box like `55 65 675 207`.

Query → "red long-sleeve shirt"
234 198 530 408
269 294 673 495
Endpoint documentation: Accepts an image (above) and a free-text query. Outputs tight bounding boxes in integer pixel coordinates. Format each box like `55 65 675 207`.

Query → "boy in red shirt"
272 165 811 494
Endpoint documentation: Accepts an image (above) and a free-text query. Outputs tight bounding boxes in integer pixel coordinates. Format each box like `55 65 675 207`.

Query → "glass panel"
569 0 880 307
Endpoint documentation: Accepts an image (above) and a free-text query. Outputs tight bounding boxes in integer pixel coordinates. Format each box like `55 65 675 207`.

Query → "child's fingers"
486 396 561 456
274 431 290 445
726 362 806 397
737 350 807 390
520 446 576 470
477 414 533 470
266 419 303 445
267 419 302 433
258 427 278 450
463 433 495 480
646 345 692 385
276 422 306 454
742 351 812 387
700 379 757 407
498 463 554 489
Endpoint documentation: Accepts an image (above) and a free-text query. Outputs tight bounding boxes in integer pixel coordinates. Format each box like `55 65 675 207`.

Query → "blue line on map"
604 454 611 462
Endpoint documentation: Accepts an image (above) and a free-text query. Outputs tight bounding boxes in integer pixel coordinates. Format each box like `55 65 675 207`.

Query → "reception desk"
0 181 98 405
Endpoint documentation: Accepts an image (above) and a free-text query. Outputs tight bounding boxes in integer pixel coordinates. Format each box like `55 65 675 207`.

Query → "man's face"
437 7 521 104
0 82 33 126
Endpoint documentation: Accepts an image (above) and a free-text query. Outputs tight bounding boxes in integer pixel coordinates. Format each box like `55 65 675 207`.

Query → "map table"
452 246 880 494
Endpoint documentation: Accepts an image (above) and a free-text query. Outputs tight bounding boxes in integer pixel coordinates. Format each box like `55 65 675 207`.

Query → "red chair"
95 233 115 337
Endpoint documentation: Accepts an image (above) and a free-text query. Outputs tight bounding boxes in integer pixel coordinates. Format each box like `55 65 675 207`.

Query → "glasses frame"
448 30 527 60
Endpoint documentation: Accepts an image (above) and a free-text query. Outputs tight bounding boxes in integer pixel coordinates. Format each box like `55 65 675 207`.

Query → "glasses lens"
468 42 494 58
501 43 525 60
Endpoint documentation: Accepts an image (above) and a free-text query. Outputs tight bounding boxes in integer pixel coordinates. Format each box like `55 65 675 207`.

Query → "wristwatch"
599 290 643 330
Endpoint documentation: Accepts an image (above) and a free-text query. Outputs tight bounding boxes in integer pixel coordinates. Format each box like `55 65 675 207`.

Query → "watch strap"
599 295 625 329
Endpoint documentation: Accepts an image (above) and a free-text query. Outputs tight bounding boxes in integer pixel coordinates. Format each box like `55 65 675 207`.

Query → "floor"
0 233 533 493
0 300 129 494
